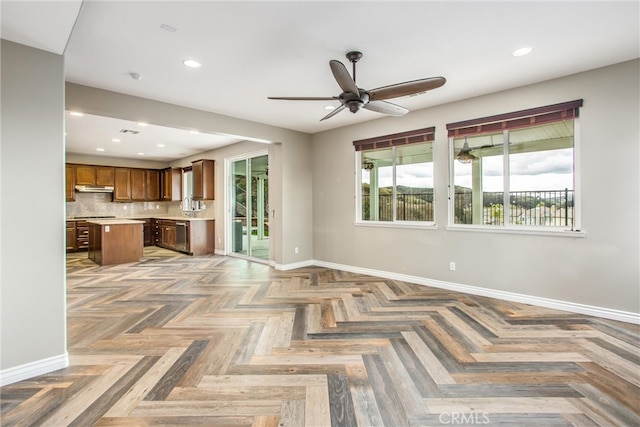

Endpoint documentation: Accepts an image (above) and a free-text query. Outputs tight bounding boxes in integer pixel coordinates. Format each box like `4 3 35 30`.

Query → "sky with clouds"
369 148 573 192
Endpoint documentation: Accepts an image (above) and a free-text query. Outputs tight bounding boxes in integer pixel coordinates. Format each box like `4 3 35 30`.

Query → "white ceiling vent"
119 129 139 134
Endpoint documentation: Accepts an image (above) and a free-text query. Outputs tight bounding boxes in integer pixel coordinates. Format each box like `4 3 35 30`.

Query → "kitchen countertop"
153 217 214 221
67 216 214 222
86 219 145 225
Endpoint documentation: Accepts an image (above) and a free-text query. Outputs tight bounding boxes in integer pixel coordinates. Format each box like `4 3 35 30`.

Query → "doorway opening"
227 151 269 261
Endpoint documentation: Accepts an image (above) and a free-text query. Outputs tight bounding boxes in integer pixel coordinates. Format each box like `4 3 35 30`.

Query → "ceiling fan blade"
363 100 409 117
369 76 446 101
329 60 359 96
320 105 345 121
268 96 337 101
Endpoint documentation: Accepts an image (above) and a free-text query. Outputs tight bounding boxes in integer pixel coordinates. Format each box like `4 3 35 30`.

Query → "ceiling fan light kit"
456 140 477 164
268 51 446 121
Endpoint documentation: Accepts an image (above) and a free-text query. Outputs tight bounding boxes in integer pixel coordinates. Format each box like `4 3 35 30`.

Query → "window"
448 100 582 230
355 127 435 225
182 168 193 210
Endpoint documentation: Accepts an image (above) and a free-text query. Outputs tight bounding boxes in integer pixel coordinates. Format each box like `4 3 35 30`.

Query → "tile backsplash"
66 192 214 219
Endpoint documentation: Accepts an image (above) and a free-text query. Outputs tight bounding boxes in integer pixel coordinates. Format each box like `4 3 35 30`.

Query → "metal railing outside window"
453 189 573 227
362 192 434 222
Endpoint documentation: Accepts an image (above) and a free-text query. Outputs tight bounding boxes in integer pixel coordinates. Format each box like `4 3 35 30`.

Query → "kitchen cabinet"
154 218 214 255
96 167 115 186
113 168 132 201
87 219 143 266
192 159 215 200
142 218 153 246
75 165 114 186
188 219 215 255
66 165 75 202
152 218 161 245
66 221 76 252
76 221 89 251
162 168 182 201
161 220 177 249
75 165 96 185
146 169 160 201
130 169 146 201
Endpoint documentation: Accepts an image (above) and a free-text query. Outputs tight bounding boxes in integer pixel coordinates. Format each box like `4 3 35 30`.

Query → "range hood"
75 185 114 193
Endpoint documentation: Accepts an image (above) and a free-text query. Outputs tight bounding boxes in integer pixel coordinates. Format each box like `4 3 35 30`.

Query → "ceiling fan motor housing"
340 90 369 113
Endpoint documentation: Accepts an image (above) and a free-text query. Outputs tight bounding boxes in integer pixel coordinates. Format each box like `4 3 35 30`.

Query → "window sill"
354 221 438 230
445 225 586 238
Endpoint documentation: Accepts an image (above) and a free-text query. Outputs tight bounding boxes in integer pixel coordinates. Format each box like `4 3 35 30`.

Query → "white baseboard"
274 259 316 271
0 353 69 387
309 260 640 325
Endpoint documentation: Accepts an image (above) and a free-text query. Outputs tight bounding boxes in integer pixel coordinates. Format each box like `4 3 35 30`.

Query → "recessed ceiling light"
69 111 84 117
325 106 336 110
137 122 148 127
137 152 145 156
512 47 533 57
96 148 105 152
182 59 202 68
112 138 121 143
157 143 166 148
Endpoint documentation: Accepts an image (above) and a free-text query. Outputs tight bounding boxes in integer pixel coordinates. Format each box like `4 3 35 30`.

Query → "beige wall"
1 41 67 375
311 59 640 315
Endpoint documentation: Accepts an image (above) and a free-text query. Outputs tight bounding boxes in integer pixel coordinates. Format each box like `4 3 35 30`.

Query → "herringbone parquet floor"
1 247 639 426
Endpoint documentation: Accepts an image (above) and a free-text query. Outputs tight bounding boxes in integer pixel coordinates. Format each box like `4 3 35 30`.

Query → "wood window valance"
446 99 583 138
353 126 435 152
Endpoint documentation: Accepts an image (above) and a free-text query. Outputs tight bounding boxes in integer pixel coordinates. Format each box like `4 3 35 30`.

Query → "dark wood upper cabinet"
95 166 114 186
146 169 160 201
66 164 76 202
162 168 182 201
130 169 146 201
113 168 132 202
75 165 96 185
74 165 114 186
192 159 214 200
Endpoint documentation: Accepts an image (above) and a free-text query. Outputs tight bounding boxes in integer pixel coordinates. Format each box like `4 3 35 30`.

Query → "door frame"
224 149 269 262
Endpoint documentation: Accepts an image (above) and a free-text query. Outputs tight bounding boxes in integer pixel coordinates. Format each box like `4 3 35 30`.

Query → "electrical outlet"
295 247 299 254
449 262 456 271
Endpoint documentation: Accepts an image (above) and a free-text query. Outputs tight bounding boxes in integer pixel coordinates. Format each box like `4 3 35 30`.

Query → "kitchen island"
87 219 144 266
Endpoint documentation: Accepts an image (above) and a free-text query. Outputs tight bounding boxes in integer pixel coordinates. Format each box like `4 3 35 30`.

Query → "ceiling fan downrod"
346 51 362 84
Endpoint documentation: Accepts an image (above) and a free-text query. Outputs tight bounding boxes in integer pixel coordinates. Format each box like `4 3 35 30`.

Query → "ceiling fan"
268 51 446 121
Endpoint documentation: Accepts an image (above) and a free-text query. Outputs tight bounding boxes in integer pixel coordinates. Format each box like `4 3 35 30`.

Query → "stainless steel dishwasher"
175 221 187 252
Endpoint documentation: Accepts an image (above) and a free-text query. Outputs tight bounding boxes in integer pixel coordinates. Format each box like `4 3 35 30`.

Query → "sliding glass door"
229 152 269 261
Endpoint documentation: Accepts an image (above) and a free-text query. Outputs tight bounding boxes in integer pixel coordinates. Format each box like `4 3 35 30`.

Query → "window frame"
446 101 585 237
354 127 437 229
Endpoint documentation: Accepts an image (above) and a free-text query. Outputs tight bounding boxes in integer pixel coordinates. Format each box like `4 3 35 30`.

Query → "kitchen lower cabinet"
66 221 76 252
161 220 177 249
87 220 143 266
154 219 214 255
152 219 161 245
143 219 153 246
76 221 89 251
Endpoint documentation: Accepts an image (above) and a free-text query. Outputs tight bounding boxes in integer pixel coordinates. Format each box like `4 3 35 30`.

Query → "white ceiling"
2 1 639 161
